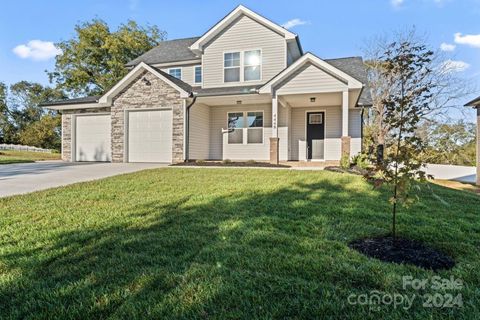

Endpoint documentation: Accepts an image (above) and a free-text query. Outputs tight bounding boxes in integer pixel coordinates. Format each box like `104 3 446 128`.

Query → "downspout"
360 105 364 153
184 94 197 162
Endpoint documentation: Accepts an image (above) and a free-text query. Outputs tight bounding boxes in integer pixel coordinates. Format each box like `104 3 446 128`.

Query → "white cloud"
440 59 470 73
454 32 480 48
13 40 62 61
391 0 404 8
281 18 309 29
440 42 456 51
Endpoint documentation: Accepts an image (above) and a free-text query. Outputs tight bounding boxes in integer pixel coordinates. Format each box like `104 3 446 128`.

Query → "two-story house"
42 5 372 164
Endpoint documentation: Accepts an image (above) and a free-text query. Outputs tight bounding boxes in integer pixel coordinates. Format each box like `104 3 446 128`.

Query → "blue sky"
1 0 479 119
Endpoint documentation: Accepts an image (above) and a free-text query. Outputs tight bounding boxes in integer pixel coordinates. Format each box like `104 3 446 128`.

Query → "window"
227 111 264 144
247 111 263 143
309 113 323 125
227 112 244 144
169 68 181 80
224 52 240 82
194 66 202 84
244 50 261 81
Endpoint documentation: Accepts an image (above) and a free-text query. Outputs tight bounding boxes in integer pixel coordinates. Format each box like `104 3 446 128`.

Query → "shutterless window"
224 52 240 82
247 111 263 143
244 50 261 81
227 112 244 144
169 68 181 80
194 66 202 83
309 113 323 124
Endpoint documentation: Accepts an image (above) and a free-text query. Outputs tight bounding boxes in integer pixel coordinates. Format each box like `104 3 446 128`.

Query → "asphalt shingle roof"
464 95 480 107
126 37 200 67
39 95 101 107
324 56 372 106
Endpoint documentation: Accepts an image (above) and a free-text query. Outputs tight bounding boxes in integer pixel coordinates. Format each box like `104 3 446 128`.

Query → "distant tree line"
0 19 165 150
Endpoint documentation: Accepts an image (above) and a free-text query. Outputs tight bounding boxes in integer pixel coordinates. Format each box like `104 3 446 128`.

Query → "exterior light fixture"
236 100 242 104
310 97 316 103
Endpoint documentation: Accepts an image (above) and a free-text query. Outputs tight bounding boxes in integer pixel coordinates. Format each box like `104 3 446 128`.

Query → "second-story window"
169 68 182 80
194 66 202 84
224 52 240 82
244 50 261 81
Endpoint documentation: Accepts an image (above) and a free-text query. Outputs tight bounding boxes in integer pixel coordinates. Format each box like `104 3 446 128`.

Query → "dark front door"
306 112 325 160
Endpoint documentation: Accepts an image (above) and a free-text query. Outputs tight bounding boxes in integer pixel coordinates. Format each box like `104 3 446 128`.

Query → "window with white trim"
227 111 264 144
224 52 240 82
169 68 182 80
247 111 263 143
224 50 262 83
244 50 261 81
227 112 244 144
194 66 202 84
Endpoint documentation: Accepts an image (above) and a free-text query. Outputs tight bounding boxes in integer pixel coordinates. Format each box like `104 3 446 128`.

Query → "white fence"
0 144 52 153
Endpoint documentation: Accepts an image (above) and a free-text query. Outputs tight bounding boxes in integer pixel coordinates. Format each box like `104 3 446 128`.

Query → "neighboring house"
41 5 371 164
465 96 480 185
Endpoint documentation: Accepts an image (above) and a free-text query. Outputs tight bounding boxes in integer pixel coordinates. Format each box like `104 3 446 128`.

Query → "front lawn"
0 150 60 164
0 168 478 319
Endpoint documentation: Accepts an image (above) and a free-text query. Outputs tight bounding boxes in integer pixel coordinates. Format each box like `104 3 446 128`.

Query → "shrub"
222 159 232 164
351 153 371 170
340 155 350 169
195 159 205 165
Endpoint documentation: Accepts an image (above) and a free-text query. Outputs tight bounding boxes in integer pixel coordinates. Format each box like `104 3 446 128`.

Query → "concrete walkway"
425 164 476 184
0 161 167 198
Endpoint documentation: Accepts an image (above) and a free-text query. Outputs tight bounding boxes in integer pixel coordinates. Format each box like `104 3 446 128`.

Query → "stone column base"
341 136 351 158
269 137 279 165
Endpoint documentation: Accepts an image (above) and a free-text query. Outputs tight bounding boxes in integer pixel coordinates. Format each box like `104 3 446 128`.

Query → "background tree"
419 120 476 166
363 29 474 163
48 19 166 96
0 81 65 148
368 40 434 239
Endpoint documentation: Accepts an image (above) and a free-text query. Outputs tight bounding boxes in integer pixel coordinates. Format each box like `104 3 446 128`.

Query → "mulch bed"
171 161 291 168
349 236 455 271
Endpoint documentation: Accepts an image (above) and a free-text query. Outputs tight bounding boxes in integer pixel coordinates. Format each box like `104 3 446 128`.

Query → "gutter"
184 93 197 161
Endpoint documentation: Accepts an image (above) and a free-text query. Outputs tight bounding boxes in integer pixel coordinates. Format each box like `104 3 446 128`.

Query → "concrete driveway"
425 164 476 184
0 161 168 197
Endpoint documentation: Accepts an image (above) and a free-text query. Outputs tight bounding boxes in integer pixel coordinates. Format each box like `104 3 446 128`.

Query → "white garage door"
75 114 111 162
128 109 173 163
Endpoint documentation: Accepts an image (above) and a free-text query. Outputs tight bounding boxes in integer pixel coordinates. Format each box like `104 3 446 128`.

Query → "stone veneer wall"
61 107 111 161
111 70 185 163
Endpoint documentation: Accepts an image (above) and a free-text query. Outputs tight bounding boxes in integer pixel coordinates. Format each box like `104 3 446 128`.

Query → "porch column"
341 89 351 158
270 96 279 164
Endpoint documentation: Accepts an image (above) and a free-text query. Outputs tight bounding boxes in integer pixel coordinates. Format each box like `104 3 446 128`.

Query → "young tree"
48 19 166 96
370 40 434 239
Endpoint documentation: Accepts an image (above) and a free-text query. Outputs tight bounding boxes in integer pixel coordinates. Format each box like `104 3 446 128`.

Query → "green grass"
0 150 60 164
0 168 478 319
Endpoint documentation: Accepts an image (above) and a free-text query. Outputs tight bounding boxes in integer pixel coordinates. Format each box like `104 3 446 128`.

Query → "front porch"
187 91 362 164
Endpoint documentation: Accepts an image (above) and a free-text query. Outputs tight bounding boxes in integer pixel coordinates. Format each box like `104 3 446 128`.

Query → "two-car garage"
73 109 173 163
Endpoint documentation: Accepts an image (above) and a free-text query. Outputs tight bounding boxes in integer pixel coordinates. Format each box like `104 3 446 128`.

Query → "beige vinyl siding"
290 106 343 161
161 64 198 86
188 103 210 159
349 109 362 156
208 104 288 161
202 14 286 88
275 63 348 95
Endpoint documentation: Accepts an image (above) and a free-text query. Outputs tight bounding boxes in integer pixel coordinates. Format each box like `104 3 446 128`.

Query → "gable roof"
99 62 191 104
125 37 200 67
324 57 372 106
465 95 480 107
189 5 298 53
